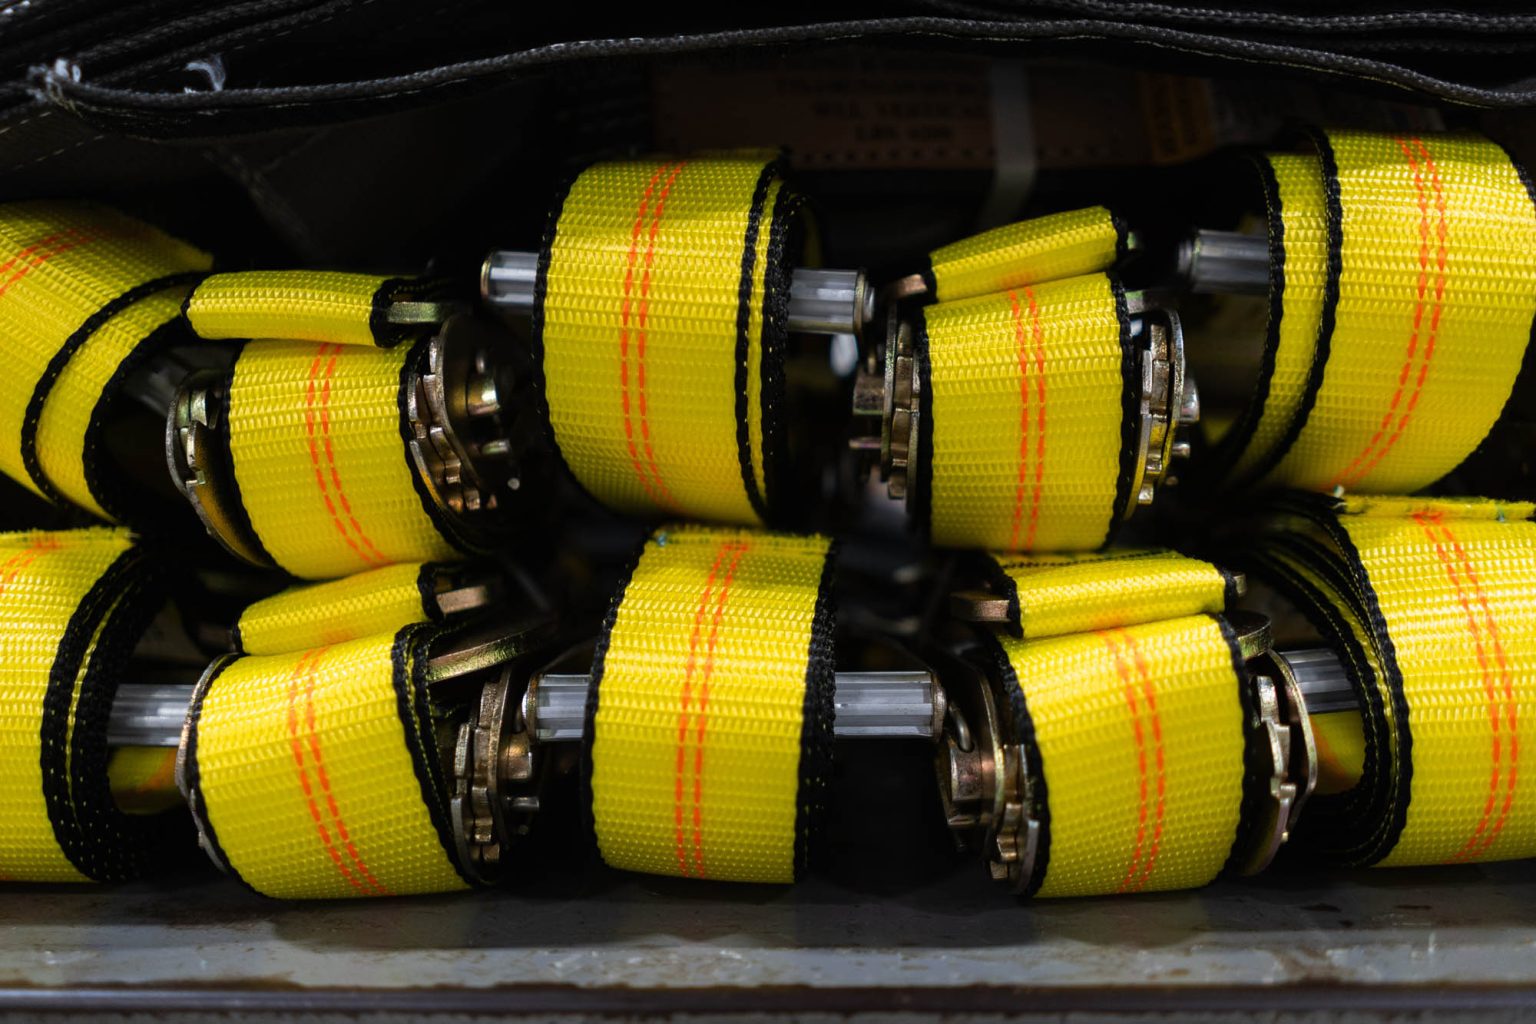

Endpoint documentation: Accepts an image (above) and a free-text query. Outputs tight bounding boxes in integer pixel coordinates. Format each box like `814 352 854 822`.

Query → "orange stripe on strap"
1121 628 1166 890
1330 136 1447 490
620 161 688 511
0 228 97 299
692 540 748 878
316 345 388 566
1104 630 1150 893
1416 513 1518 861
303 343 385 569
673 542 725 877
285 647 391 896
1412 512 1510 864
1006 287 1047 552
672 538 749 879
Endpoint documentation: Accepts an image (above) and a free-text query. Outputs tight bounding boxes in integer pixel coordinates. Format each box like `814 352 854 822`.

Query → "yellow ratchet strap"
916 273 1135 551
1223 130 1536 493
182 626 471 899
985 613 1251 897
234 561 456 655
0 528 171 883
0 202 210 519
586 525 836 883
536 156 802 526
225 338 460 579
185 271 446 349
107 747 183 816
1210 152 1328 486
1242 493 1536 866
923 206 1126 304
980 548 1236 639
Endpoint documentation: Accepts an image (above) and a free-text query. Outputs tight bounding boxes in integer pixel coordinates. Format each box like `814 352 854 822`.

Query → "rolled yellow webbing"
0 527 172 883
1208 152 1328 487
182 626 471 899
1215 130 1536 493
185 271 441 349
923 206 1125 304
586 524 836 883
916 272 1135 552
233 561 454 655
1241 493 1536 867
0 201 210 519
535 155 802 526
107 746 183 816
980 548 1236 639
224 338 460 579
985 613 1251 897
1311 710 1365 797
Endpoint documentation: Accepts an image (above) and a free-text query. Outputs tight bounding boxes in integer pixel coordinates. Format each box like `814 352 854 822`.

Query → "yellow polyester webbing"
922 273 1130 551
1312 711 1365 797
185 630 469 899
539 157 796 525
1221 153 1328 485
0 528 156 883
926 206 1123 304
588 525 835 883
1246 495 1536 866
108 747 182 816
234 561 442 655
986 548 1232 639
996 615 1247 897
186 271 412 348
227 339 457 580
1263 131 1536 493
0 201 209 514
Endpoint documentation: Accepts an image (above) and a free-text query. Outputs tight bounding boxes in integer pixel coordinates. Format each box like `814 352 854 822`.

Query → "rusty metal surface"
1 853 1535 1017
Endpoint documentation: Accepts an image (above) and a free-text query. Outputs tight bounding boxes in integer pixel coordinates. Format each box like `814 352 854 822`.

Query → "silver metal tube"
108 670 943 749
533 669 940 742
1277 647 1356 714
481 251 870 336
106 684 195 748
1180 229 1269 296
108 650 1359 750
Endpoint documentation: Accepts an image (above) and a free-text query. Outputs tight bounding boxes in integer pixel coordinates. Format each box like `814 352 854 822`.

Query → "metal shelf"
3 856 1534 1020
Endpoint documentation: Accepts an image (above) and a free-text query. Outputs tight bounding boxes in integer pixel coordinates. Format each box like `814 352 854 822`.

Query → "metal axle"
1178 229 1269 295
481 251 874 337
109 669 946 749
108 649 1354 750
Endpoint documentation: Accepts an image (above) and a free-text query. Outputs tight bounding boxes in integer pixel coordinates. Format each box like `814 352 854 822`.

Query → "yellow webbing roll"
587 525 836 883
981 548 1235 639
918 273 1133 551
988 614 1249 897
0 528 169 883
0 202 210 518
234 561 451 655
924 206 1125 304
226 338 459 579
185 271 434 349
536 156 801 526
1218 130 1536 493
108 747 183 816
182 628 470 899
1311 710 1365 797
1213 153 1328 486
1243 493 1536 866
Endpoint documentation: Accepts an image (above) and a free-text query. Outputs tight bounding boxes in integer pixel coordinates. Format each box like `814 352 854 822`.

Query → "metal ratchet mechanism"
167 308 526 566
480 251 877 338
109 630 949 885
448 645 945 884
849 293 1200 510
936 605 1335 892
